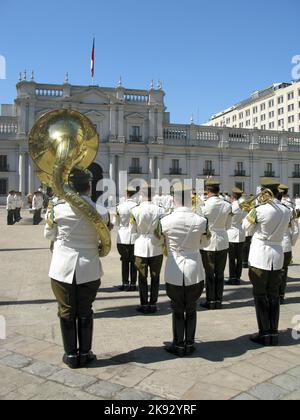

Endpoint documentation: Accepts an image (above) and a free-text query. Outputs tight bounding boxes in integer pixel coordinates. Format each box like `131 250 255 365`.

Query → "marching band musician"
200 180 232 310
161 187 207 357
6 191 16 225
14 192 23 222
278 185 299 304
226 187 247 286
114 187 139 292
242 178 291 346
32 191 44 225
131 185 165 314
44 169 109 369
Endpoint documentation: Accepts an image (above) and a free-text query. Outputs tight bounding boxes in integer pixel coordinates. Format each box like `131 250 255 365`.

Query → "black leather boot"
165 312 185 357
269 296 280 346
185 311 197 355
60 318 78 369
78 316 97 367
251 296 271 346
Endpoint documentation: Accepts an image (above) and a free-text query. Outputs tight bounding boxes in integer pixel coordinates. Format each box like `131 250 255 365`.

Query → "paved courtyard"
0 208 300 400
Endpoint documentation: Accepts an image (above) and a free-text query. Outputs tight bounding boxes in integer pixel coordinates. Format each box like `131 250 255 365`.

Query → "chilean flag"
91 38 95 79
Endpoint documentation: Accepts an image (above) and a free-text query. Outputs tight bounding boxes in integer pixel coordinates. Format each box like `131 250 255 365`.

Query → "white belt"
255 238 282 246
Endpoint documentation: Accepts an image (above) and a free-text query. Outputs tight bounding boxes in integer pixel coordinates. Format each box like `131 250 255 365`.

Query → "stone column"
157 156 163 181
117 106 125 142
28 157 35 194
157 109 164 141
18 152 26 194
149 108 155 140
110 105 117 139
109 155 115 182
149 156 154 182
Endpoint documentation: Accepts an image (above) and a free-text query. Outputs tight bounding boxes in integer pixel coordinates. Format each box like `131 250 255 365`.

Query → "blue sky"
0 0 299 123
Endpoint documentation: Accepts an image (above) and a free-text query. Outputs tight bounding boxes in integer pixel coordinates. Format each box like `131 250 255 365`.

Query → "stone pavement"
0 208 300 400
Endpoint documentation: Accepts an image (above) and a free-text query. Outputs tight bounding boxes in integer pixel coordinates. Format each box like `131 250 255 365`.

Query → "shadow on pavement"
86 329 300 368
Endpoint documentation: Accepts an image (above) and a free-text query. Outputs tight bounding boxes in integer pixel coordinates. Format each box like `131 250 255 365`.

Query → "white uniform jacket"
44 196 109 285
201 196 232 252
161 207 207 286
14 195 23 208
6 195 16 210
131 201 165 258
227 201 247 243
282 203 299 253
32 195 44 210
115 199 138 245
243 199 291 271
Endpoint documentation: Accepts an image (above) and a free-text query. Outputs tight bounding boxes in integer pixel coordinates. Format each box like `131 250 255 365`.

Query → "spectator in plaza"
6 191 16 225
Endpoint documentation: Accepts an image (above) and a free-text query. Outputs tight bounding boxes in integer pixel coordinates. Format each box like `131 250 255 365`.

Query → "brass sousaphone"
29 109 111 257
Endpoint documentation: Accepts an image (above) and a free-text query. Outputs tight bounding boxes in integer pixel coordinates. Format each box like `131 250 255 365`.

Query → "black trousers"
51 278 100 320
33 209 42 225
280 252 292 299
201 250 228 303
7 210 15 225
135 255 163 306
229 242 244 280
249 267 281 335
14 208 21 222
166 281 204 346
117 244 137 285
243 236 252 266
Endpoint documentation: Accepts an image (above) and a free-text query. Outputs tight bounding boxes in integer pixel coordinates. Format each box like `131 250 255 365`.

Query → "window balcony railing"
292 172 300 178
129 167 143 174
203 169 215 176
169 168 182 175
129 135 143 143
234 170 246 177
264 171 276 178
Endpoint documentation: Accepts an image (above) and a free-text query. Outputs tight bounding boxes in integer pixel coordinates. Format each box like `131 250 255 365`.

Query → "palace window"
0 155 8 171
0 179 8 195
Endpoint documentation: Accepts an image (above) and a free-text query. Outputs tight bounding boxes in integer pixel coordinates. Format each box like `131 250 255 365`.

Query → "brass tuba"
28 109 111 257
240 189 274 212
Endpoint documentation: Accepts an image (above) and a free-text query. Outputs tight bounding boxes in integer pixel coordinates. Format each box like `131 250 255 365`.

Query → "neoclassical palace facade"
1 77 300 204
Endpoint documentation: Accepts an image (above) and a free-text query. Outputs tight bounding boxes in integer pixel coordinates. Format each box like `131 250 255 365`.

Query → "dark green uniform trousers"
51 278 100 320
201 250 228 303
117 244 137 286
280 252 292 300
229 242 244 280
135 255 163 306
249 267 281 336
166 281 204 347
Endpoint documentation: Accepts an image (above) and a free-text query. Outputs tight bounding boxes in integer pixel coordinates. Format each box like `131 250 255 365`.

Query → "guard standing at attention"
131 185 165 314
44 169 109 369
243 179 291 346
115 187 139 291
226 187 247 286
6 191 16 225
200 180 232 310
32 191 44 225
161 188 207 357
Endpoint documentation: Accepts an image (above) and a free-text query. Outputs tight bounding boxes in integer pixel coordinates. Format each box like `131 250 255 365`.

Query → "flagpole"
91 36 95 86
